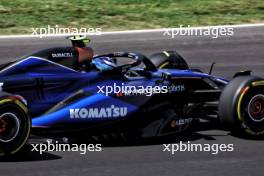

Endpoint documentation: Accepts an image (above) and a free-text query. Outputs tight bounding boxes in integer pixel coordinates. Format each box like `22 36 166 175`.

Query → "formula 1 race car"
1 37 264 156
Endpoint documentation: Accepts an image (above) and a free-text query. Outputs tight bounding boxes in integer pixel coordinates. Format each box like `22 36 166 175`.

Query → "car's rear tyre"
149 51 189 70
0 95 30 157
219 76 264 135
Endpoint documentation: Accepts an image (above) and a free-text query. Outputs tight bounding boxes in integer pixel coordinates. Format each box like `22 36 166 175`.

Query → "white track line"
0 23 263 39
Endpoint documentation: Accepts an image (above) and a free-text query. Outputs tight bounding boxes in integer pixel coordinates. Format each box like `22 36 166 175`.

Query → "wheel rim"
0 113 20 143
248 94 264 122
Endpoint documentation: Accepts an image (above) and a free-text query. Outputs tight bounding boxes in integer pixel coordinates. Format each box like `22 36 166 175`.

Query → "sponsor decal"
175 118 193 126
168 85 185 93
70 105 128 119
52 53 73 58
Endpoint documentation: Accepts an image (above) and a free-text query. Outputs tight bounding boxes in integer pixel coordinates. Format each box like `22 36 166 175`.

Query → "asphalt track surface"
0 26 264 176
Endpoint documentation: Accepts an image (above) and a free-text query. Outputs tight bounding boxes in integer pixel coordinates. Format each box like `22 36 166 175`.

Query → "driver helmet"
91 56 117 71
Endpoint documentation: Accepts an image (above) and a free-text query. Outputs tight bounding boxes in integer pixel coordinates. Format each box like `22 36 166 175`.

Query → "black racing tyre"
219 76 264 135
149 50 189 70
0 96 30 157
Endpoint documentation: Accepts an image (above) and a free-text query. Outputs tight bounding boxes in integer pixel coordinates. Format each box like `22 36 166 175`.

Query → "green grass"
0 0 263 34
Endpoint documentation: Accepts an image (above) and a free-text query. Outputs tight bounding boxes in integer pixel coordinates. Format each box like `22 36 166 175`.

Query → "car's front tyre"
0 95 31 157
219 76 264 136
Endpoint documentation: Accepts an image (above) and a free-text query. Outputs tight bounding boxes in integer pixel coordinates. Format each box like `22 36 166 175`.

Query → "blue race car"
1 37 264 156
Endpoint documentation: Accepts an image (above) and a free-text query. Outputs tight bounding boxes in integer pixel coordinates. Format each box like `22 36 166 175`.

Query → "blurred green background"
0 0 263 34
